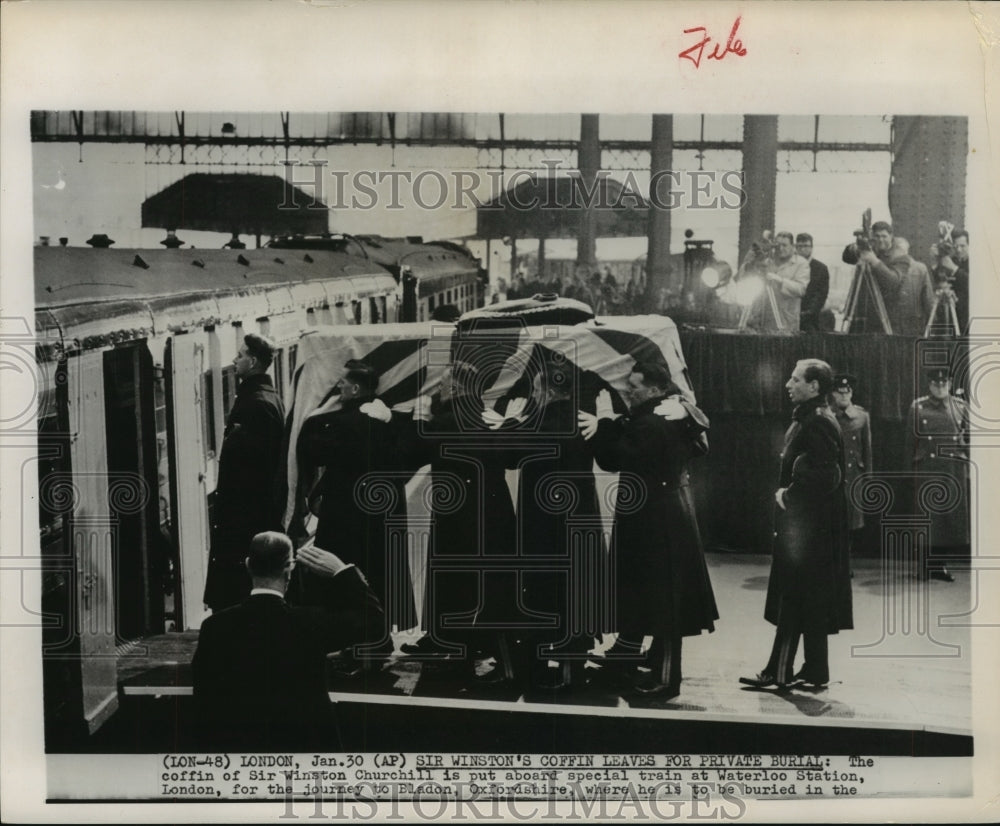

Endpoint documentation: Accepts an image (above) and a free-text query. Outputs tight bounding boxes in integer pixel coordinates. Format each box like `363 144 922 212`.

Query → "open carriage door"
166 334 211 630
64 350 118 733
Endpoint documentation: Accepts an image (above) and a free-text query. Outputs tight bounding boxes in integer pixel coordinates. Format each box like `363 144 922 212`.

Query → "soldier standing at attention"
908 367 970 582
829 374 872 575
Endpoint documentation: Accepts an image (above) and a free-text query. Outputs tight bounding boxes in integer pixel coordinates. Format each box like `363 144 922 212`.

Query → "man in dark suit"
795 233 830 333
581 362 718 698
740 359 853 690
204 333 286 611
192 531 383 751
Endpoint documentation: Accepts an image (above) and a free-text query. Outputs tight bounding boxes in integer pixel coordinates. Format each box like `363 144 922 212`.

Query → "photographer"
741 231 810 333
930 228 969 335
842 220 934 336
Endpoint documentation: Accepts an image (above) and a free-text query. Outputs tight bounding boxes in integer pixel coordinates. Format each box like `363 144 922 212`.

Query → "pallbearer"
581 361 717 698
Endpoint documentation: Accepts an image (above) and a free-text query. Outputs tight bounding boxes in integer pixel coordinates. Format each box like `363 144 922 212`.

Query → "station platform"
104 552 973 756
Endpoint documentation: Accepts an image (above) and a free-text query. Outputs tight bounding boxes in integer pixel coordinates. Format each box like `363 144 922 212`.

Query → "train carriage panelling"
166 333 212 630
64 350 119 733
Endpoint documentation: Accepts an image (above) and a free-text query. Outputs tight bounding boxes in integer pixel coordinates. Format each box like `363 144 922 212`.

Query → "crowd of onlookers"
496 265 649 316
490 220 969 337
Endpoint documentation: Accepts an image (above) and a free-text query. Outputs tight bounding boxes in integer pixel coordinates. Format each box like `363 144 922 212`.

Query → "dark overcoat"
515 398 601 644
297 399 415 629
591 397 718 639
908 394 970 547
402 396 520 635
203 373 286 611
764 395 853 634
833 403 872 531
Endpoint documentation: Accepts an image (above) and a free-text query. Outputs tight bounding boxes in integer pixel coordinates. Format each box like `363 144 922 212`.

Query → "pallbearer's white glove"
480 397 528 430
360 398 392 423
481 408 506 429
594 389 616 421
413 394 433 422
654 397 689 421
504 397 528 422
577 411 598 441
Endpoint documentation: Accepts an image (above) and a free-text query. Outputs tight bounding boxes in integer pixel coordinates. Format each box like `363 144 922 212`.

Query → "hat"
925 366 951 383
833 373 856 392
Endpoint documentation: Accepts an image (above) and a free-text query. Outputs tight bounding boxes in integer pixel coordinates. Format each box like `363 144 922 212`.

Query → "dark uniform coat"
203 373 286 611
908 393 970 547
764 395 853 634
833 403 872 531
515 398 601 649
192 568 379 751
401 396 520 639
591 397 718 639
297 398 415 630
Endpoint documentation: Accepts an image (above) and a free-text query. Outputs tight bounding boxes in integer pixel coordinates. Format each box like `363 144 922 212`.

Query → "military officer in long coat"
203 333 286 612
295 360 414 651
908 367 970 582
829 374 872 571
741 359 852 689
396 361 524 684
582 361 718 698
513 360 601 691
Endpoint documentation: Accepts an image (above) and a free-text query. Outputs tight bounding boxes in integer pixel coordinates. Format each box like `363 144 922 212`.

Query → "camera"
934 220 956 260
851 207 873 253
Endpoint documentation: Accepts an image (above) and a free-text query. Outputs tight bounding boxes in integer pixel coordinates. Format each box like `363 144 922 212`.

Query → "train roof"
34 246 391 308
351 234 479 273
33 246 397 357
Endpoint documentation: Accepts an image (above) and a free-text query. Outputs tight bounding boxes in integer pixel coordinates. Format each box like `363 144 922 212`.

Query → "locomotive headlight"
700 266 720 289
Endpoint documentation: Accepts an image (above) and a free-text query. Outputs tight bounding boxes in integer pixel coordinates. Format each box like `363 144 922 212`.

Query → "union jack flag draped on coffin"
282 314 694 629
283 313 695 528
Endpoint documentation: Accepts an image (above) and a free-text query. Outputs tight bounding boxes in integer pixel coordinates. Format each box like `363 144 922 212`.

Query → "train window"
428 295 436 313
369 297 380 324
352 300 362 325
272 347 285 395
221 364 237 418
447 290 453 304
288 344 298 381
306 308 317 327
379 296 388 324
201 370 217 454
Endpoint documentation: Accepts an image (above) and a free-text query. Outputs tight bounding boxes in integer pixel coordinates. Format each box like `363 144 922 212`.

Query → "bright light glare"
700 267 720 289
733 276 765 307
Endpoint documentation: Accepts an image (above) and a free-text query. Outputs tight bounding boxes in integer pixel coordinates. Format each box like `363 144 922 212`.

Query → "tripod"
841 262 892 334
737 278 785 332
924 287 961 337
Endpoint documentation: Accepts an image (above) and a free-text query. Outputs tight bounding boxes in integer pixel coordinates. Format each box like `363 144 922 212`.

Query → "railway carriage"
34 245 399 741
268 233 485 322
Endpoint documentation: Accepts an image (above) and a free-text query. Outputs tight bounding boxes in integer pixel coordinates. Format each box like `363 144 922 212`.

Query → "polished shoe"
738 671 788 689
530 662 571 692
792 669 829 687
930 567 955 582
632 671 680 698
